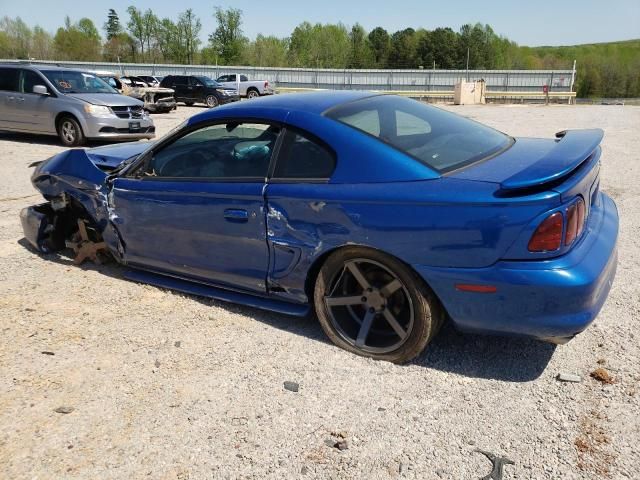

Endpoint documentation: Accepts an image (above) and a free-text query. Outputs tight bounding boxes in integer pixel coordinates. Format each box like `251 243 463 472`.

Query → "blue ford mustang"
21 92 618 363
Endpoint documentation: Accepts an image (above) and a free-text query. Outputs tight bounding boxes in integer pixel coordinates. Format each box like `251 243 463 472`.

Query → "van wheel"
57 116 85 147
247 88 260 99
205 95 219 108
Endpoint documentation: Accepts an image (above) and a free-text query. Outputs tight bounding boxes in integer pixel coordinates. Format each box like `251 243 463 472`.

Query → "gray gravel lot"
0 103 638 479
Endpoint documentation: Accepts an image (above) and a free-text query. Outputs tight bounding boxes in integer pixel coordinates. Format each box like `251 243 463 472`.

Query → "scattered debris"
475 450 514 480
231 417 248 426
283 381 299 392
575 410 614 476
590 368 615 384
174 341 181 348
154 359 161 368
54 406 74 414
41 351 55 356
596 358 606 365
65 219 108 265
556 372 582 382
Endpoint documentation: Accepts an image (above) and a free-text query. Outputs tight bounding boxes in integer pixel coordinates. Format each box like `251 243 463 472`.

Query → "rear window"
325 95 512 173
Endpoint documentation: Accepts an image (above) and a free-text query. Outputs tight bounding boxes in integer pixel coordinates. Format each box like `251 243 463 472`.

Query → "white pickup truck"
215 74 275 99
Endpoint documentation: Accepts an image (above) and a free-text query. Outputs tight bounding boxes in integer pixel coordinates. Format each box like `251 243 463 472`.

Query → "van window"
21 70 46 94
0 67 19 92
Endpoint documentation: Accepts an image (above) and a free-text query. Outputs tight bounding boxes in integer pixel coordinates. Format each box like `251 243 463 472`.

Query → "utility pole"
569 59 577 105
466 47 470 81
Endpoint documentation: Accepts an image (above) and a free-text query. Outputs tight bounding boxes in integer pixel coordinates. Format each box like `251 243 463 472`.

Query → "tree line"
0 8 638 97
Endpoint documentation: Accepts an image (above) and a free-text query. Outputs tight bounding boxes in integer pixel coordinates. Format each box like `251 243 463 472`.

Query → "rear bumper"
414 192 619 342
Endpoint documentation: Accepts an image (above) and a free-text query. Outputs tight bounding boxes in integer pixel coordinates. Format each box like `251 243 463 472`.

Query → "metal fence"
1 59 575 95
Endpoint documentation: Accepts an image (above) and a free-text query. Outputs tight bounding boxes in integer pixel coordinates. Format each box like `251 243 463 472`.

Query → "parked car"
160 75 239 107
20 92 618 363
216 73 274 98
0 64 155 146
137 75 163 87
122 76 150 88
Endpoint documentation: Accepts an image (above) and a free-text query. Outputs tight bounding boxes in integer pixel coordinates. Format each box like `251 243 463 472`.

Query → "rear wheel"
57 116 85 147
314 247 443 363
205 95 219 108
246 88 260 99
184 101 194 106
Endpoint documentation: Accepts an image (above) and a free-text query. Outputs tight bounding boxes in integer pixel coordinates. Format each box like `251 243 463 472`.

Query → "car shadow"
0 131 136 148
19 239 556 382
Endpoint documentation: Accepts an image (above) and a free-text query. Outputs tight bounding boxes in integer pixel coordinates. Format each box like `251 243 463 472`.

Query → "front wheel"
57 116 85 147
205 95 219 108
314 247 443 363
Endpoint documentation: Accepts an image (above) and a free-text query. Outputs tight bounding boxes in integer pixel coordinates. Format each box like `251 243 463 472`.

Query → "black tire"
205 95 219 108
314 247 444 364
57 115 85 147
246 88 260 99
184 101 195 106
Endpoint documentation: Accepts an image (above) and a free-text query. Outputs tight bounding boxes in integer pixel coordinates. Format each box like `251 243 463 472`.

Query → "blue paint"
24 92 619 343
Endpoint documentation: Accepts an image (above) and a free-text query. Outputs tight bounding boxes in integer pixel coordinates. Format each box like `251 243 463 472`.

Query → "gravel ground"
0 103 638 480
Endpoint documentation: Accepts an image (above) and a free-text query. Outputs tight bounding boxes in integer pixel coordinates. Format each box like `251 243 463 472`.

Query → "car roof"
0 63 98 73
199 90 375 117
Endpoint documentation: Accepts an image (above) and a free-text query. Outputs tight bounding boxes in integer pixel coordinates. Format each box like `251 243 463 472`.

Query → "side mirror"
33 85 49 95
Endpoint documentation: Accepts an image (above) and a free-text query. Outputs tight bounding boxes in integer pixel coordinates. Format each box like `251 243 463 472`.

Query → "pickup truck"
215 74 275 99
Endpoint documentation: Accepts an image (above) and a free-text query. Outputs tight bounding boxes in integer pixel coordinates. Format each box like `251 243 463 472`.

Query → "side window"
337 109 380 137
273 130 336 180
0 67 19 92
240 75 248 82
143 122 280 179
395 111 431 136
228 74 236 82
218 75 228 82
188 77 201 86
21 70 46 94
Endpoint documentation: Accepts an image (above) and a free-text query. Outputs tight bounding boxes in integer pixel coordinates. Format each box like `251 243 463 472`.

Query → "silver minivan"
0 64 155 146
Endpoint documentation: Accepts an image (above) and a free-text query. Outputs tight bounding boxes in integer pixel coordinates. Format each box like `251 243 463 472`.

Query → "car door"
188 77 205 101
216 74 234 90
264 127 338 301
17 69 55 133
109 121 282 293
0 67 20 130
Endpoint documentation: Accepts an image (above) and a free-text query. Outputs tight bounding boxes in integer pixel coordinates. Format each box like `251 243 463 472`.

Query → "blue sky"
1 0 639 46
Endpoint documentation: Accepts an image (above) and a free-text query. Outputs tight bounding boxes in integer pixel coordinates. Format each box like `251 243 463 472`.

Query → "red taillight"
528 212 563 252
565 198 585 246
565 204 578 245
576 198 586 237
265 81 269 88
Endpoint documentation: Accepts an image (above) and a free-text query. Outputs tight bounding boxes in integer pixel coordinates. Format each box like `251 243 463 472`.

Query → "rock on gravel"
1 105 639 479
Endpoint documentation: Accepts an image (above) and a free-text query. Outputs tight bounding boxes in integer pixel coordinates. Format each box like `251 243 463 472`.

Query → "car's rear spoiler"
499 129 604 192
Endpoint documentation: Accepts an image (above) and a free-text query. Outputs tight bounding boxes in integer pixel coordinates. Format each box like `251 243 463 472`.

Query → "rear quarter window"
0 67 19 91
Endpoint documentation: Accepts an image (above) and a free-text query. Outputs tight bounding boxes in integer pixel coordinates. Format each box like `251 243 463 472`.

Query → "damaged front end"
21 148 128 264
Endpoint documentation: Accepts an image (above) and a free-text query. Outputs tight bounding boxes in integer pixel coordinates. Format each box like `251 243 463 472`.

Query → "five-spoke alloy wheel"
315 247 443 363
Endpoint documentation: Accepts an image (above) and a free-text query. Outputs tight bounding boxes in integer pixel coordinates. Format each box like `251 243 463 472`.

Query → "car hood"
66 93 144 107
86 141 154 169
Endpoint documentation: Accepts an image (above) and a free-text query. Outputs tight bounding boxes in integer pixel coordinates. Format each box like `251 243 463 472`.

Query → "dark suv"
160 75 239 108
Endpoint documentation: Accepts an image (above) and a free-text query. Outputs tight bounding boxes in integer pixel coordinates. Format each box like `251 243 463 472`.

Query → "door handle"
224 209 249 221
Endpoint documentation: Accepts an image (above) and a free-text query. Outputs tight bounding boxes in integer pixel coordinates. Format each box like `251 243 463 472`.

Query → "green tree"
388 28 418 68
53 16 101 61
104 9 122 40
31 25 53 59
208 6 246 65
178 9 201 64
348 23 373 68
0 16 32 58
126 6 146 58
245 34 288 67
368 27 390 67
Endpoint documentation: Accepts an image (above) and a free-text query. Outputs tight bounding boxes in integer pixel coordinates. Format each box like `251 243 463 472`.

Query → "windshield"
196 76 221 87
325 95 513 173
41 70 117 94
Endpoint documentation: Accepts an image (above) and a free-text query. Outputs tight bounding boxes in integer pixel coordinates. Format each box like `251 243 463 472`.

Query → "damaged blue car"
21 92 618 363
